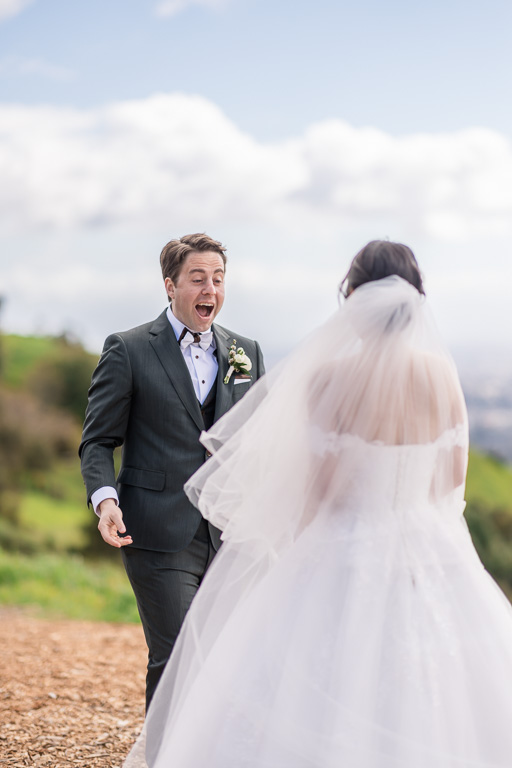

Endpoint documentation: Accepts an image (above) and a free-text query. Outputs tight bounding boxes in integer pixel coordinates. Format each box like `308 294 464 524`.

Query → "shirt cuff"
91 487 119 516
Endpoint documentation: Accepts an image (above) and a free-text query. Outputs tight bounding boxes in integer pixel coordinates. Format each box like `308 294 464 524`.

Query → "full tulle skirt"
124 506 512 768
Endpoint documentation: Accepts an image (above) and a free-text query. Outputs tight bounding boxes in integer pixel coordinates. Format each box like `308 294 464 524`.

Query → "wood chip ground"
0 609 146 767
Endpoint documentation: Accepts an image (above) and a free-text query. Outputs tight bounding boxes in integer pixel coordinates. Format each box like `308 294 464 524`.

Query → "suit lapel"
149 311 204 432
213 324 234 422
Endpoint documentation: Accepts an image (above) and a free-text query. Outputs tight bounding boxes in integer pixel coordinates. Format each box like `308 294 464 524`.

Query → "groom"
79 233 265 709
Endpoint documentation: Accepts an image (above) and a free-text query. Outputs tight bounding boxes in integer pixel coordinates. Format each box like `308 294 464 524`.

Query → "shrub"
27 337 97 422
465 501 512 599
0 387 80 523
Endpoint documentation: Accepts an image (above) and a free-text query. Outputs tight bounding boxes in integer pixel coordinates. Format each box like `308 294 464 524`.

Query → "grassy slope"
0 456 139 622
1 468 139 622
0 335 138 622
18 492 88 551
0 550 139 622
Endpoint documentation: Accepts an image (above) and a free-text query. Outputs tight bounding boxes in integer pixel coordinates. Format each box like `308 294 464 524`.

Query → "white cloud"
1 92 512 361
154 0 229 18
1 92 512 244
0 56 75 81
0 0 34 22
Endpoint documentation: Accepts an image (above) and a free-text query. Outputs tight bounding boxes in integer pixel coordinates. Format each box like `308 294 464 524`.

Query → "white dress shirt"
165 306 218 403
91 307 218 515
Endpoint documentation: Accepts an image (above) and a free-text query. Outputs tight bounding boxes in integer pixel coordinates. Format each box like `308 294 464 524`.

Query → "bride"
125 241 512 767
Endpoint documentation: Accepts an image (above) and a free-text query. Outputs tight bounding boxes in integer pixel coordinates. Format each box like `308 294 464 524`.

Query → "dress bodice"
311 425 467 523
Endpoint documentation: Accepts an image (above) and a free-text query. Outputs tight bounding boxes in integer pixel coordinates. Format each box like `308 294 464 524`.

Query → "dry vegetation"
0 609 146 767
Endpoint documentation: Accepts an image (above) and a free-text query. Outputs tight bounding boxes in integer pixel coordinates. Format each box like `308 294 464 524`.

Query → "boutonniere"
223 340 253 384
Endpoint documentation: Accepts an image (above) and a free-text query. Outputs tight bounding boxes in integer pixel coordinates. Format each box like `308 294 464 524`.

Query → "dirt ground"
0 609 146 767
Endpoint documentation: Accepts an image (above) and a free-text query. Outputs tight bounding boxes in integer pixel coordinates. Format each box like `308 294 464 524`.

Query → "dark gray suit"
79 309 264 706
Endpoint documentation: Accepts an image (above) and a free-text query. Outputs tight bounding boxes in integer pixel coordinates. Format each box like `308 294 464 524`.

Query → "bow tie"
179 327 214 352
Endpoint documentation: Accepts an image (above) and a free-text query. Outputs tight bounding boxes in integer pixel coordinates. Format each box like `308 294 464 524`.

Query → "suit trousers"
121 518 216 711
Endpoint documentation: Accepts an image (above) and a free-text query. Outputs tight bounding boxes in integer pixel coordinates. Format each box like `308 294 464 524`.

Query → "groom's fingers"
98 502 132 548
99 517 133 547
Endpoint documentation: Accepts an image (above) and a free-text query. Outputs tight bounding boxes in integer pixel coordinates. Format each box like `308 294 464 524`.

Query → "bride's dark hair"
340 240 425 298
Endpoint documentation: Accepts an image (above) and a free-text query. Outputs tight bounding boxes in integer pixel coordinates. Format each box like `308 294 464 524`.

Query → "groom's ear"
164 277 175 301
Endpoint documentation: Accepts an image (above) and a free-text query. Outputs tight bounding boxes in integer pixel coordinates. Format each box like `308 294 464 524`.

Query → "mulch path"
0 609 146 767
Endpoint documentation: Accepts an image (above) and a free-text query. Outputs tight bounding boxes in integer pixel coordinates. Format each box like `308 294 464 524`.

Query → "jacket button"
205 450 212 460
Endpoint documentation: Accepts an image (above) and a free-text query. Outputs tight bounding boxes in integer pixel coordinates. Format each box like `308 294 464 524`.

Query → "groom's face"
165 251 225 332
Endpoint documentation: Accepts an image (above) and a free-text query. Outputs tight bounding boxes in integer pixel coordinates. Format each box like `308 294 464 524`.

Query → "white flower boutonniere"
224 340 253 384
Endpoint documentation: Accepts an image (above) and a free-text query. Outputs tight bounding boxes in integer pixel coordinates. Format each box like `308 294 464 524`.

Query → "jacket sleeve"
79 333 133 505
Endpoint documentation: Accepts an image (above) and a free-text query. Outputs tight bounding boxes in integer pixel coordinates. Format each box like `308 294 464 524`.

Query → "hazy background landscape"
1 0 512 619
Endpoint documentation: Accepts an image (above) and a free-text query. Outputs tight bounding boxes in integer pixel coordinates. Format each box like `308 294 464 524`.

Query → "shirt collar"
166 306 214 344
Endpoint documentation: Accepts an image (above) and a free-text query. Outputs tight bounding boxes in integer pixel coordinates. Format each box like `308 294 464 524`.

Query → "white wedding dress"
124 277 512 768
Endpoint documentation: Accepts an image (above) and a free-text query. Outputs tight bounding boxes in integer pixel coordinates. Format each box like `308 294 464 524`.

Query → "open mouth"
196 303 214 319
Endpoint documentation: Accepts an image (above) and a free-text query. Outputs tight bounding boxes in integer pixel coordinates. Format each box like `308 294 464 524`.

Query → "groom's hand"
98 499 133 548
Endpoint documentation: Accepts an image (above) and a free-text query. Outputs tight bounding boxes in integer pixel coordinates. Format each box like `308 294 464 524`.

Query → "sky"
1 0 511 368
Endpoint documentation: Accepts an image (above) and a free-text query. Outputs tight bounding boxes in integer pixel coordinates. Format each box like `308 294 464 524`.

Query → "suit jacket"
79 310 265 552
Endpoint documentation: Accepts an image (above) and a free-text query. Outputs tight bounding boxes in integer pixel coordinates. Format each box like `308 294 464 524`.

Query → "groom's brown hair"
160 233 227 285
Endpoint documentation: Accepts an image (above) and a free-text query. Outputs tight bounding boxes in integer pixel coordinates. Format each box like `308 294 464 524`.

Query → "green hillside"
466 450 512 508
0 332 138 621
465 451 512 597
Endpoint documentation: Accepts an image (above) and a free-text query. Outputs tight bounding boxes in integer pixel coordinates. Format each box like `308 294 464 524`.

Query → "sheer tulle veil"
186 274 468 547
124 277 512 768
